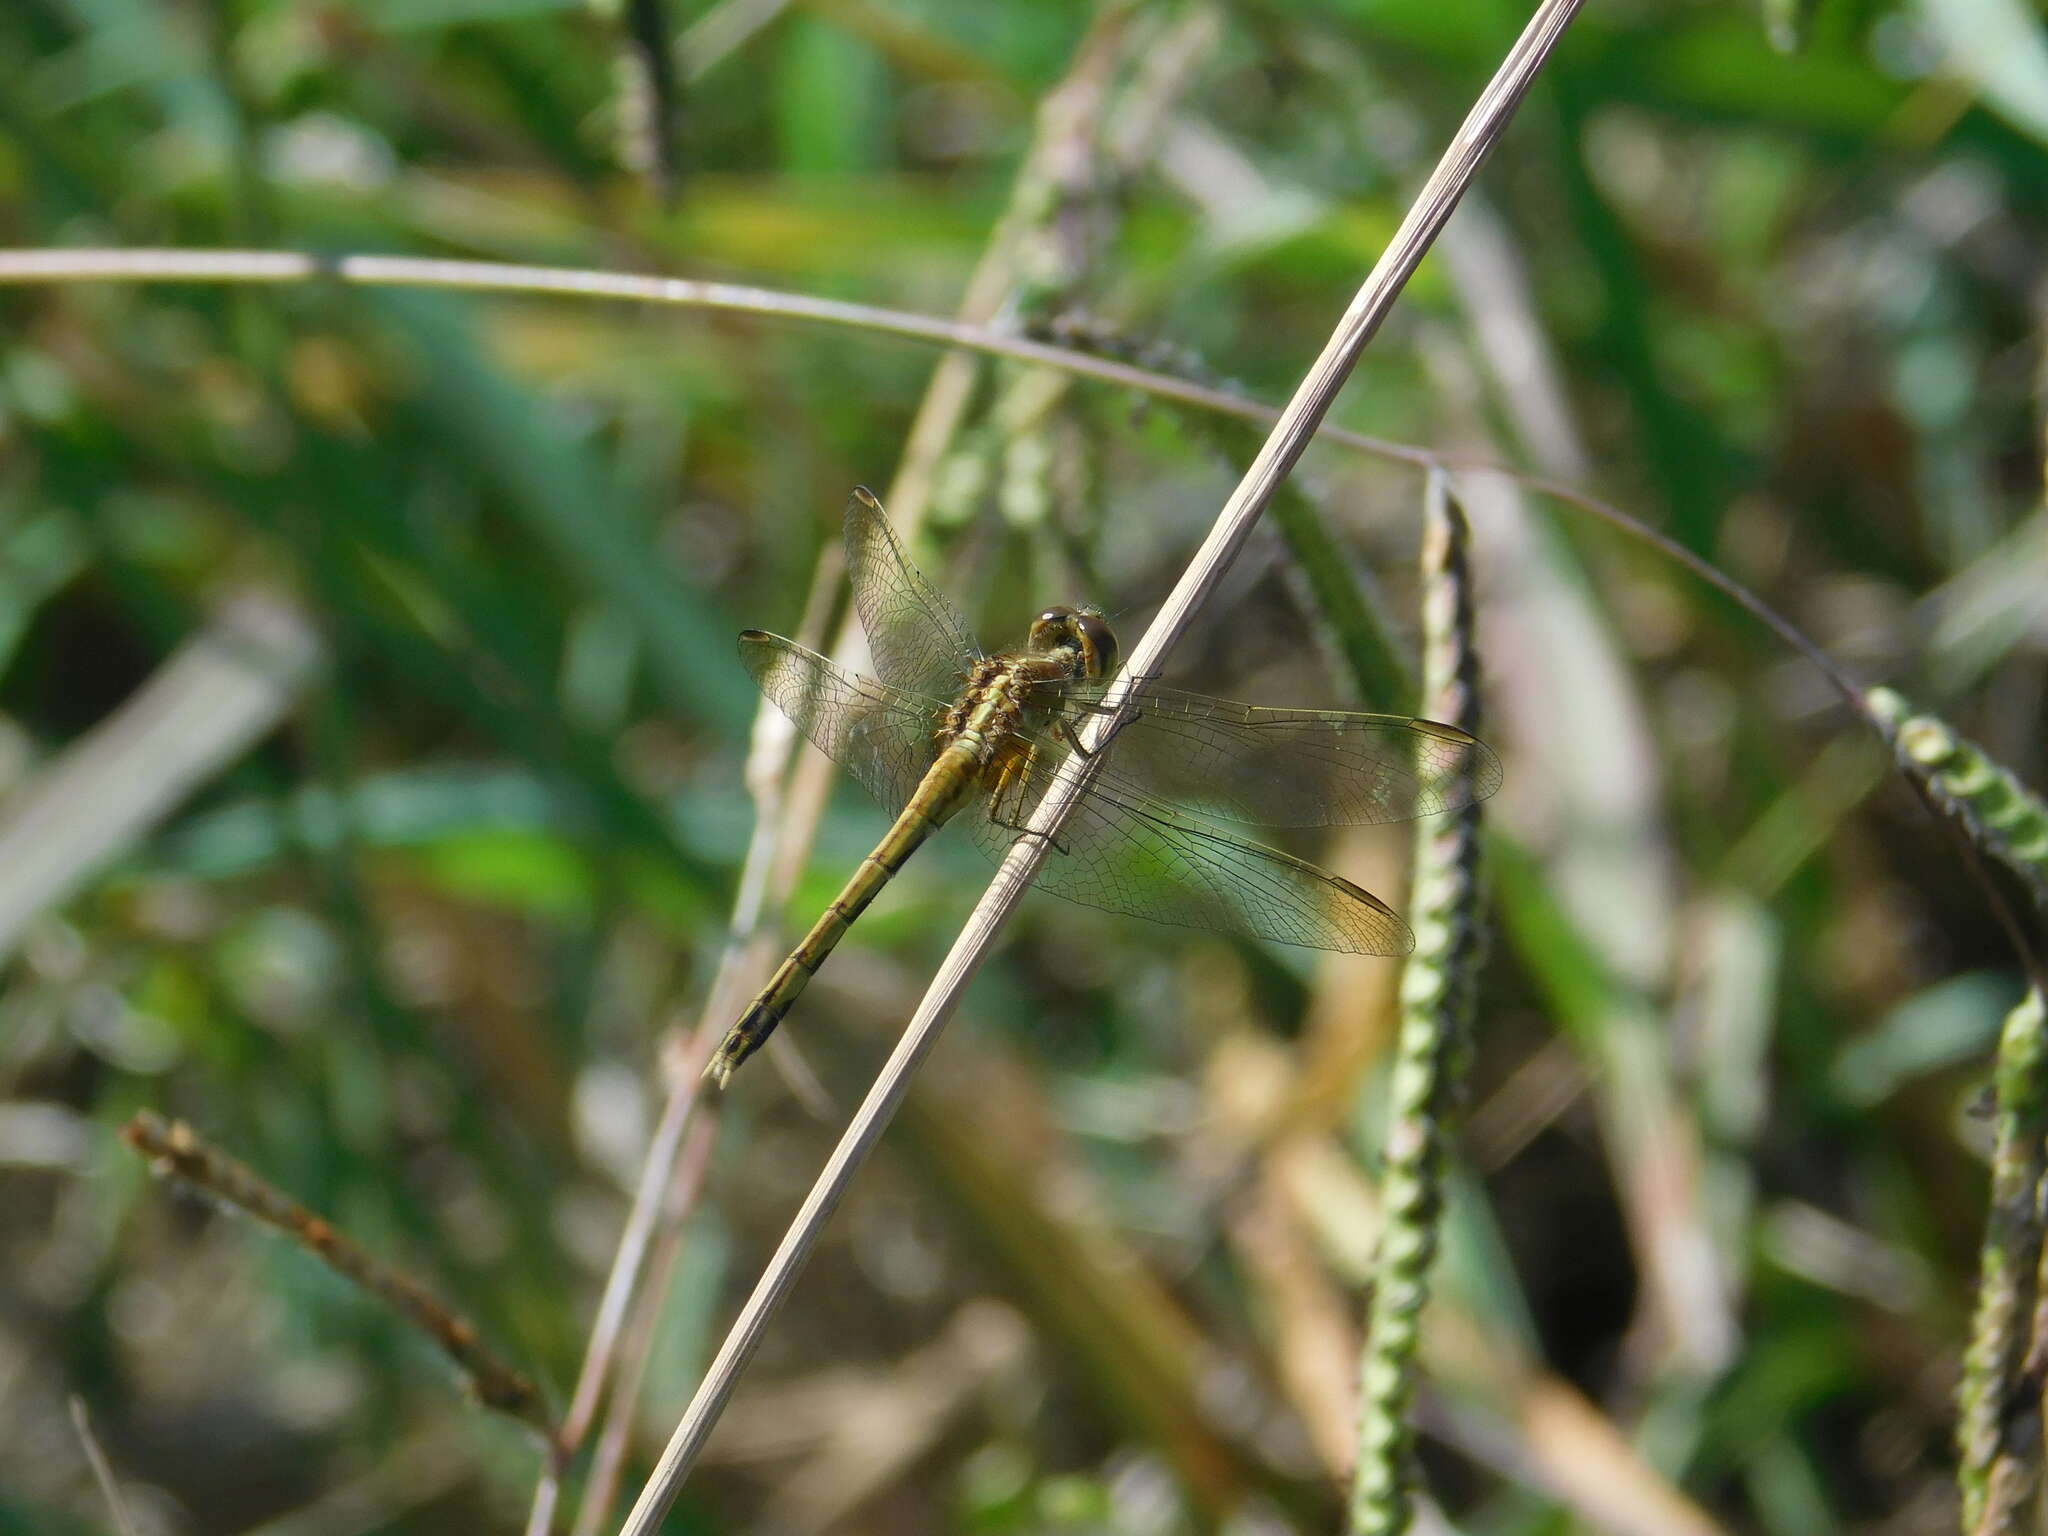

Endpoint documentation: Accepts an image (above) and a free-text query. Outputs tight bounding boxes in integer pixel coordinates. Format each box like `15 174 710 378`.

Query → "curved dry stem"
121 1113 551 1438
0 247 1863 714
525 498 849 1536
552 16 1161 1519
522 1037 707 1536
0 245 1426 463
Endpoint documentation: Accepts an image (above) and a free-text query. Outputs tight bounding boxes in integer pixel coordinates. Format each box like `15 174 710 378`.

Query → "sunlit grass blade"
0 592 318 964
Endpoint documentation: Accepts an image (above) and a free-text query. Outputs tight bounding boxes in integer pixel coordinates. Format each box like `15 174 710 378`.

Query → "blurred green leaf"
361 289 754 729
1831 971 2020 1107
0 509 87 679
777 15 889 176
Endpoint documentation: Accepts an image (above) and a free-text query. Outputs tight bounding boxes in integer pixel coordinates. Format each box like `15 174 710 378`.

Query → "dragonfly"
707 488 1501 1086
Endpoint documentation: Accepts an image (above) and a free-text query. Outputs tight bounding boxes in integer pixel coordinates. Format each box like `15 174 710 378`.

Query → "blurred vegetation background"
2 0 2045 1531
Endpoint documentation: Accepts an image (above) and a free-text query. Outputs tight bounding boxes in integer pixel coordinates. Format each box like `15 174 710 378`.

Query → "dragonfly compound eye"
1071 610 1118 679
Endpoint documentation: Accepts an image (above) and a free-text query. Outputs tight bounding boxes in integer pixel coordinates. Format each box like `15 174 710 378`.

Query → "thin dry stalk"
572 1110 721 1536
615 0 1587 1525
557 1050 702 1450
749 0 1147 1101
68 1395 138 1536
0 243 1873 717
0 243 1413 457
120 1112 550 1437
523 1037 708 1536
525 548 843 1536
679 0 790 79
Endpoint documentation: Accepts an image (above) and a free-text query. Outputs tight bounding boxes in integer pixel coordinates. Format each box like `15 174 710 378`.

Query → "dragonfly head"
1029 605 1119 680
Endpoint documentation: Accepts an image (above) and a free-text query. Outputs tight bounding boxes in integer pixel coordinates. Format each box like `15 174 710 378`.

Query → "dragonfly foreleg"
987 746 1071 856
1051 713 1097 760
1053 700 1138 753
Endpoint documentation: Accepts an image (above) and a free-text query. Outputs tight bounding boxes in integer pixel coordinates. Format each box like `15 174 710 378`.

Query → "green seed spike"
1348 473 1488 1536
1867 688 2048 910
1957 987 2048 1533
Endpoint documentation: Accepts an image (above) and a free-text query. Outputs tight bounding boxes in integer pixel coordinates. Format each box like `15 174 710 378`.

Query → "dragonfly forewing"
842 488 983 702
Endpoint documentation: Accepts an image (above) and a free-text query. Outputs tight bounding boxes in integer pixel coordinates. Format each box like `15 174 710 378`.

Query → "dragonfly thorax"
1027 605 1118 681
939 652 1071 763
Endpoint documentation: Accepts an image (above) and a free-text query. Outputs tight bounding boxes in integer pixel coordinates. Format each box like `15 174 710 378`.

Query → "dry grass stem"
571 1109 721 1536
524 528 847 1535
68 1396 138 1536
120 1112 550 1436
615 0 1587 1524
522 1038 708 1536
542 15 1157 1526
0 249 1869 714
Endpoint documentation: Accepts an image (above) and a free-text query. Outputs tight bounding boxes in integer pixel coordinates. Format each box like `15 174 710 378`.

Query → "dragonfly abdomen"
706 743 983 1086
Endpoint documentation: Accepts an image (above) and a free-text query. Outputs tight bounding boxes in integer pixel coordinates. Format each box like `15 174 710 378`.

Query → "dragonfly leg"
1055 701 1137 751
1062 708 1143 761
987 748 1071 855
1060 698 1123 721
1052 713 1097 760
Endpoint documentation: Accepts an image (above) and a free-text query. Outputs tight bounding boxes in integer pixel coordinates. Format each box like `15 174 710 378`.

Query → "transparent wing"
740 630 946 814
1025 681 1501 827
843 487 984 702
966 737 1414 956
